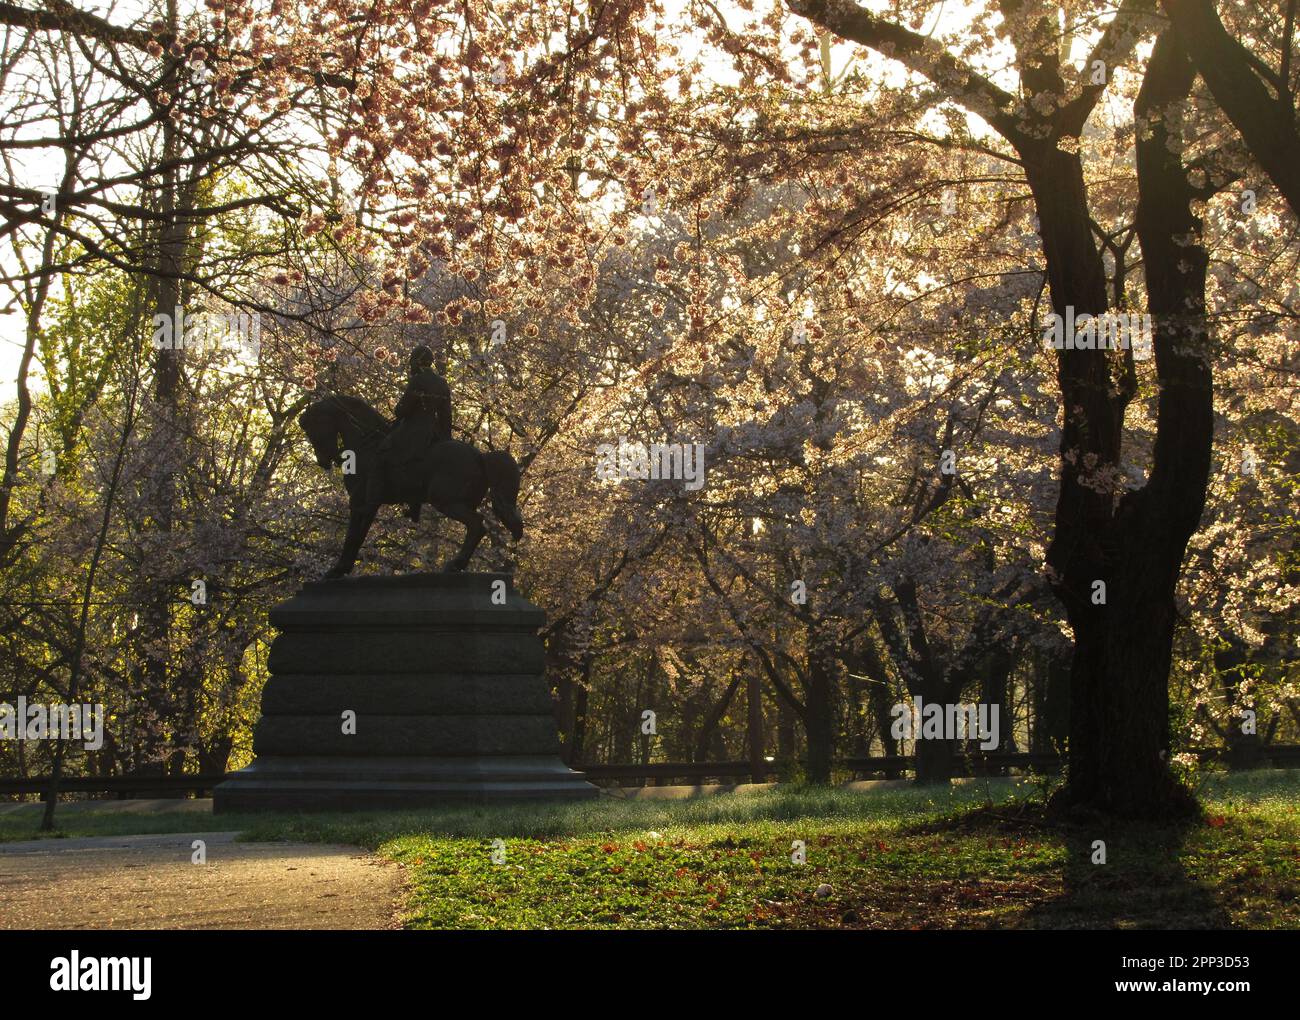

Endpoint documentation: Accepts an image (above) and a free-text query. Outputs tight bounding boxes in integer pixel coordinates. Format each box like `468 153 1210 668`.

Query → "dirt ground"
0 830 406 930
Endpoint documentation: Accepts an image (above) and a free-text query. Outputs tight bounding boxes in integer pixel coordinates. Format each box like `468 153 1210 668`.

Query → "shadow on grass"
906 802 1232 929
1026 819 1231 929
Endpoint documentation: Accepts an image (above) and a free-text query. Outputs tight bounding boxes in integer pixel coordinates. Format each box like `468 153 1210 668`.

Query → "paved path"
0 831 405 930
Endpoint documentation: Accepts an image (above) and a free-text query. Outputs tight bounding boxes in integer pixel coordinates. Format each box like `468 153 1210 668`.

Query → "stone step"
214 756 600 811
254 713 563 757
267 631 545 675
260 674 554 716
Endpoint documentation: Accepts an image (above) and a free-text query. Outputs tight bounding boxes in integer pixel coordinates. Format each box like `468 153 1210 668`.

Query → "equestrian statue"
298 345 524 578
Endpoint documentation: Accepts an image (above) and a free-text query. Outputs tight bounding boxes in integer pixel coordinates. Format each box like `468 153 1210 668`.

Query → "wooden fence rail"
2 745 1297 799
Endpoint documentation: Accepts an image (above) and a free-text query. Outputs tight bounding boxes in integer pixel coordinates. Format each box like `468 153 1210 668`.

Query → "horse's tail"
483 450 524 541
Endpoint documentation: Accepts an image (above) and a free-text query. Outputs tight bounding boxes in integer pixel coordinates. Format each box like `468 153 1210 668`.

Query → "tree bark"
980 640 1018 752
747 671 765 782
1051 29 1210 817
1161 0 1300 219
776 687 796 764
693 671 742 762
804 639 836 784
872 582 961 783
1030 648 1071 756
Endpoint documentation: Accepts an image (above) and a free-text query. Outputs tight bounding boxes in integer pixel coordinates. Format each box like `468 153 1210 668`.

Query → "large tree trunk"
980 640 1018 752
1214 637 1265 770
842 673 869 756
804 644 836 784
872 583 961 783
747 672 765 782
1049 30 1211 817
197 736 234 776
848 639 904 776
693 671 742 762
776 688 796 764
1030 648 1070 756
975 641 1018 775
1063 532 1185 813
132 12 195 780
913 732 957 785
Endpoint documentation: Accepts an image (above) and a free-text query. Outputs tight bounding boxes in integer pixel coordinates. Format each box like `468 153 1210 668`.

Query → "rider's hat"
409 345 435 373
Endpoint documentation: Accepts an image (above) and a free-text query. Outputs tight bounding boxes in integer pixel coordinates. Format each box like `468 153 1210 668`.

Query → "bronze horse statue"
299 394 524 578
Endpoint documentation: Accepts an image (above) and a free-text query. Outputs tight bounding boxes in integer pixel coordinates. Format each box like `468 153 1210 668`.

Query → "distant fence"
3 745 1299 800
580 753 1061 784
580 745 1300 785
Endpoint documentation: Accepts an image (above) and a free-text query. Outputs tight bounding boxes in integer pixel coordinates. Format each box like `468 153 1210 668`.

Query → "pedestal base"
213 573 599 812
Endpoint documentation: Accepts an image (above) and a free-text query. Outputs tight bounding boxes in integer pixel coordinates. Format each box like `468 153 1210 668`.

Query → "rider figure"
380 344 452 522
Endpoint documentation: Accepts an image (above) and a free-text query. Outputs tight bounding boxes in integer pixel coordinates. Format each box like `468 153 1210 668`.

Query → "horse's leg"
325 502 379 578
437 503 486 573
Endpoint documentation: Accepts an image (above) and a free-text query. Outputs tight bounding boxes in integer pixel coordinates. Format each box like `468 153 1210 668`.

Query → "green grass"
3 772 1298 929
374 772 1300 929
0 775 1035 844
0 805 236 842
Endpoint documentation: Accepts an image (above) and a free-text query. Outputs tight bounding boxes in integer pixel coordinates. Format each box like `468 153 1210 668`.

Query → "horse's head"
299 399 343 469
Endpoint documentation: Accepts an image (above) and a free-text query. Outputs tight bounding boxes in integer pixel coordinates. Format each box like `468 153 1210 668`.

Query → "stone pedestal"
213 572 599 812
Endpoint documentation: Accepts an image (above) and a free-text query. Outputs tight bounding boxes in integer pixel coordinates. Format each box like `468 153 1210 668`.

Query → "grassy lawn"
3 772 1298 929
